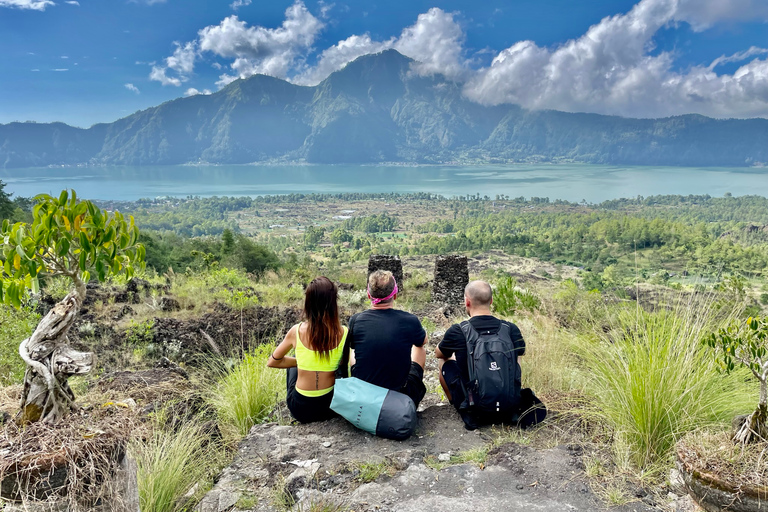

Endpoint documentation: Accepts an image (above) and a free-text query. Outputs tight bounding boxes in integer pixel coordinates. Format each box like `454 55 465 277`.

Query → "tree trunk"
17 291 93 425
733 381 768 444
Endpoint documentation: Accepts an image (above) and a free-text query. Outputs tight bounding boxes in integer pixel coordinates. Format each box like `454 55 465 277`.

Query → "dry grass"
678 431 768 489
0 405 135 510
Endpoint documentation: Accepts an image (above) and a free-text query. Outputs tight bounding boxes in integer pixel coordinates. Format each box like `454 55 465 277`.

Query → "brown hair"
368 270 396 301
303 276 343 360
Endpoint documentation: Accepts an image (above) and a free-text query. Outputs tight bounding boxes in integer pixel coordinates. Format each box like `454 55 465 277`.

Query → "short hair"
465 280 492 307
368 270 396 301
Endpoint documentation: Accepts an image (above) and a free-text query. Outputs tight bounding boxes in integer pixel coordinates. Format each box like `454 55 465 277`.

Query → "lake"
2 164 767 203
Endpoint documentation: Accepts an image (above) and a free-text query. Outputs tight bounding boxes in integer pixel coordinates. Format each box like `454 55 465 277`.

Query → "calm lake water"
2 164 768 203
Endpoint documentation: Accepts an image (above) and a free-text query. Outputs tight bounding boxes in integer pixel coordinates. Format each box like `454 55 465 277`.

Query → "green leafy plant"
1 190 144 423
704 316 768 444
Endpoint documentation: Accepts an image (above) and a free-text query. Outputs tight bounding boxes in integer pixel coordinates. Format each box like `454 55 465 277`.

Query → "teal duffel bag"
330 377 417 440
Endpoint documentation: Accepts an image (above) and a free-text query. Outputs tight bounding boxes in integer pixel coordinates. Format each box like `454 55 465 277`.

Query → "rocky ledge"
199 405 654 512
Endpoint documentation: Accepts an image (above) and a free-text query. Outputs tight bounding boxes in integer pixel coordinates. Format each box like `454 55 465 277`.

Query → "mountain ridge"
2 49 767 169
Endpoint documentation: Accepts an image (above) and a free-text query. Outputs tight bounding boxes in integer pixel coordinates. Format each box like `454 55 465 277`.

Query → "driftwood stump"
18 290 93 425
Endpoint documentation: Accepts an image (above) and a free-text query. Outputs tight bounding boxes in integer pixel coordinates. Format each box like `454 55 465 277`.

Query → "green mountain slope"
2 50 767 168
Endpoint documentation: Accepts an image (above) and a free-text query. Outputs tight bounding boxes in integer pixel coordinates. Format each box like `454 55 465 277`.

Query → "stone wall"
433 255 469 306
367 255 404 288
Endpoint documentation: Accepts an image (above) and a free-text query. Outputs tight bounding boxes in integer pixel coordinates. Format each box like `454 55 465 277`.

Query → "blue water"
2 163 767 202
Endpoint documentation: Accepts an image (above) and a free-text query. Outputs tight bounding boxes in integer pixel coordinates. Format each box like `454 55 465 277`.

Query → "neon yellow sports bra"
295 323 347 372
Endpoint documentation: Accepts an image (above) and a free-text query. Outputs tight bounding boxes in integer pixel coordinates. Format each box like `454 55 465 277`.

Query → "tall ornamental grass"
132 421 224 512
577 299 753 470
209 344 285 437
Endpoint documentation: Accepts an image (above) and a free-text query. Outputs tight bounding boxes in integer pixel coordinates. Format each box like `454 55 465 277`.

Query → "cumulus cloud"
149 0 768 118
230 0 250 10
149 41 197 86
0 0 54 10
394 8 467 80
463 0 768 118
293 7 467 86
185 87 212 96
151 1 323 87
125 83 140 94
293 33 394 85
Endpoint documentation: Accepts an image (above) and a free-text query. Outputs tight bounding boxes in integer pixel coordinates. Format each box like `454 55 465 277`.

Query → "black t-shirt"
349 308 426 390
438 315 525 387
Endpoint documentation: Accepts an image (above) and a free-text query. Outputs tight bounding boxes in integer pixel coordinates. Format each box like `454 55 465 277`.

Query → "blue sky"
1 0 767 127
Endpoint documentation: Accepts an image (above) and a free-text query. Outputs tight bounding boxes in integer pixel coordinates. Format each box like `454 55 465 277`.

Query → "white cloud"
293 7 467 86
0 0 54 10
463 0 768 118
149 41 197 86
184 87 212 96
394 8 467 80
148 0 768 118
151 1 323 87
230 0 250 10
53 68 68 71
65 1 79 5
125 83 140 94
199 2 323 80
293 34 394 85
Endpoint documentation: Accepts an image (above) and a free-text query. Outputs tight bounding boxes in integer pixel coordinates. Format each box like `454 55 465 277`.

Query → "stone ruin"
433 255 469 306
367 255 404 288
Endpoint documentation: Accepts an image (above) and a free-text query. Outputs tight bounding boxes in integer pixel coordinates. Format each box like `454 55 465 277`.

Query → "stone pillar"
367 255 404 288
433 255 469 306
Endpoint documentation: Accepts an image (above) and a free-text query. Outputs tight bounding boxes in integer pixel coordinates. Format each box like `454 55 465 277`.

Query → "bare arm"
266 325 298 368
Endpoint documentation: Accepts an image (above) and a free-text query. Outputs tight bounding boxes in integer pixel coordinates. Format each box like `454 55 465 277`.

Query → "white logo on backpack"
489 361 500 371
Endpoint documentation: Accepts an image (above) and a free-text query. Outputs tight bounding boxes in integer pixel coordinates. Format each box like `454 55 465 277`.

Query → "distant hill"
2 50 768 169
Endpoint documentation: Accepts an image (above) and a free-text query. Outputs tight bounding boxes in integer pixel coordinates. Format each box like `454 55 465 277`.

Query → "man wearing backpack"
435 280 546 430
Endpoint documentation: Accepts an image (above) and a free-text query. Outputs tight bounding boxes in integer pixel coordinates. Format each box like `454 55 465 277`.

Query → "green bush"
492 276 540 317
0 304 39 385
132 420 224 512
209 344 285 437
577 304 753 470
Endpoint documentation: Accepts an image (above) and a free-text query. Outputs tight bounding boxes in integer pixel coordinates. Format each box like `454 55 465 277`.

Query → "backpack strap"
459 320 481 385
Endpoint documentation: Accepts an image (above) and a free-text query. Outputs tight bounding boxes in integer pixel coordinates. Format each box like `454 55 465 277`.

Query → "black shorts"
398 361 427 408
440 360 547 430
286 367 338 424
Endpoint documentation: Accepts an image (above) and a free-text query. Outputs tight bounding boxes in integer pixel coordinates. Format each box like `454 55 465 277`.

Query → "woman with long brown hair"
267 276 347 423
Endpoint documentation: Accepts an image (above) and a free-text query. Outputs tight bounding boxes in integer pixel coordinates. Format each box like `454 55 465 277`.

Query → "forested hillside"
2 50 767 169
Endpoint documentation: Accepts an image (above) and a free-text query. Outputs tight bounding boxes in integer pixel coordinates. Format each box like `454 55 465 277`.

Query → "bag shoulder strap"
459 320 480 383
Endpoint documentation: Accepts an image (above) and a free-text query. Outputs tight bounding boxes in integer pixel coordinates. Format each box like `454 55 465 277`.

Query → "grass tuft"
131 420 224 512
208 344 285 438
577 298 753 470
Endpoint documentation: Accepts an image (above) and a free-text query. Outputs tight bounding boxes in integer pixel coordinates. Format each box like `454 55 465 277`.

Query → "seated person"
436 280 546 430
348 270 428 407
267 276 347 424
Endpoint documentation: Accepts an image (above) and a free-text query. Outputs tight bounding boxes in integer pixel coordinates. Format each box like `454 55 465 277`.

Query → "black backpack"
459 320 521 416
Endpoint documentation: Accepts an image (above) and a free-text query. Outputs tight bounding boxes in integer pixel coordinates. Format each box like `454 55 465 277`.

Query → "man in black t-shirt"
348 270 428 407
436 280 545 429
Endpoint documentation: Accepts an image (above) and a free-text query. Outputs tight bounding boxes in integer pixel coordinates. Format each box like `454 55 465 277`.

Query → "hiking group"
267 270 546 435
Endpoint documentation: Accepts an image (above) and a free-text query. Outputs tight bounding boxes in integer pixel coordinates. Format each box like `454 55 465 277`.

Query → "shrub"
209 344 285 438
492 276 541 317
0 304 39 385
577 302 753 470
132 420 224 512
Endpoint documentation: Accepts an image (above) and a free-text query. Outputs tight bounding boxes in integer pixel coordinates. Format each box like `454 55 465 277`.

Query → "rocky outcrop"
432 255 469 307
199 405 654 512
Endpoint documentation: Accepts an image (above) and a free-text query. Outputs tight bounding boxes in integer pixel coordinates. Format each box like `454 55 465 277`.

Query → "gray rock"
199 405 656 512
